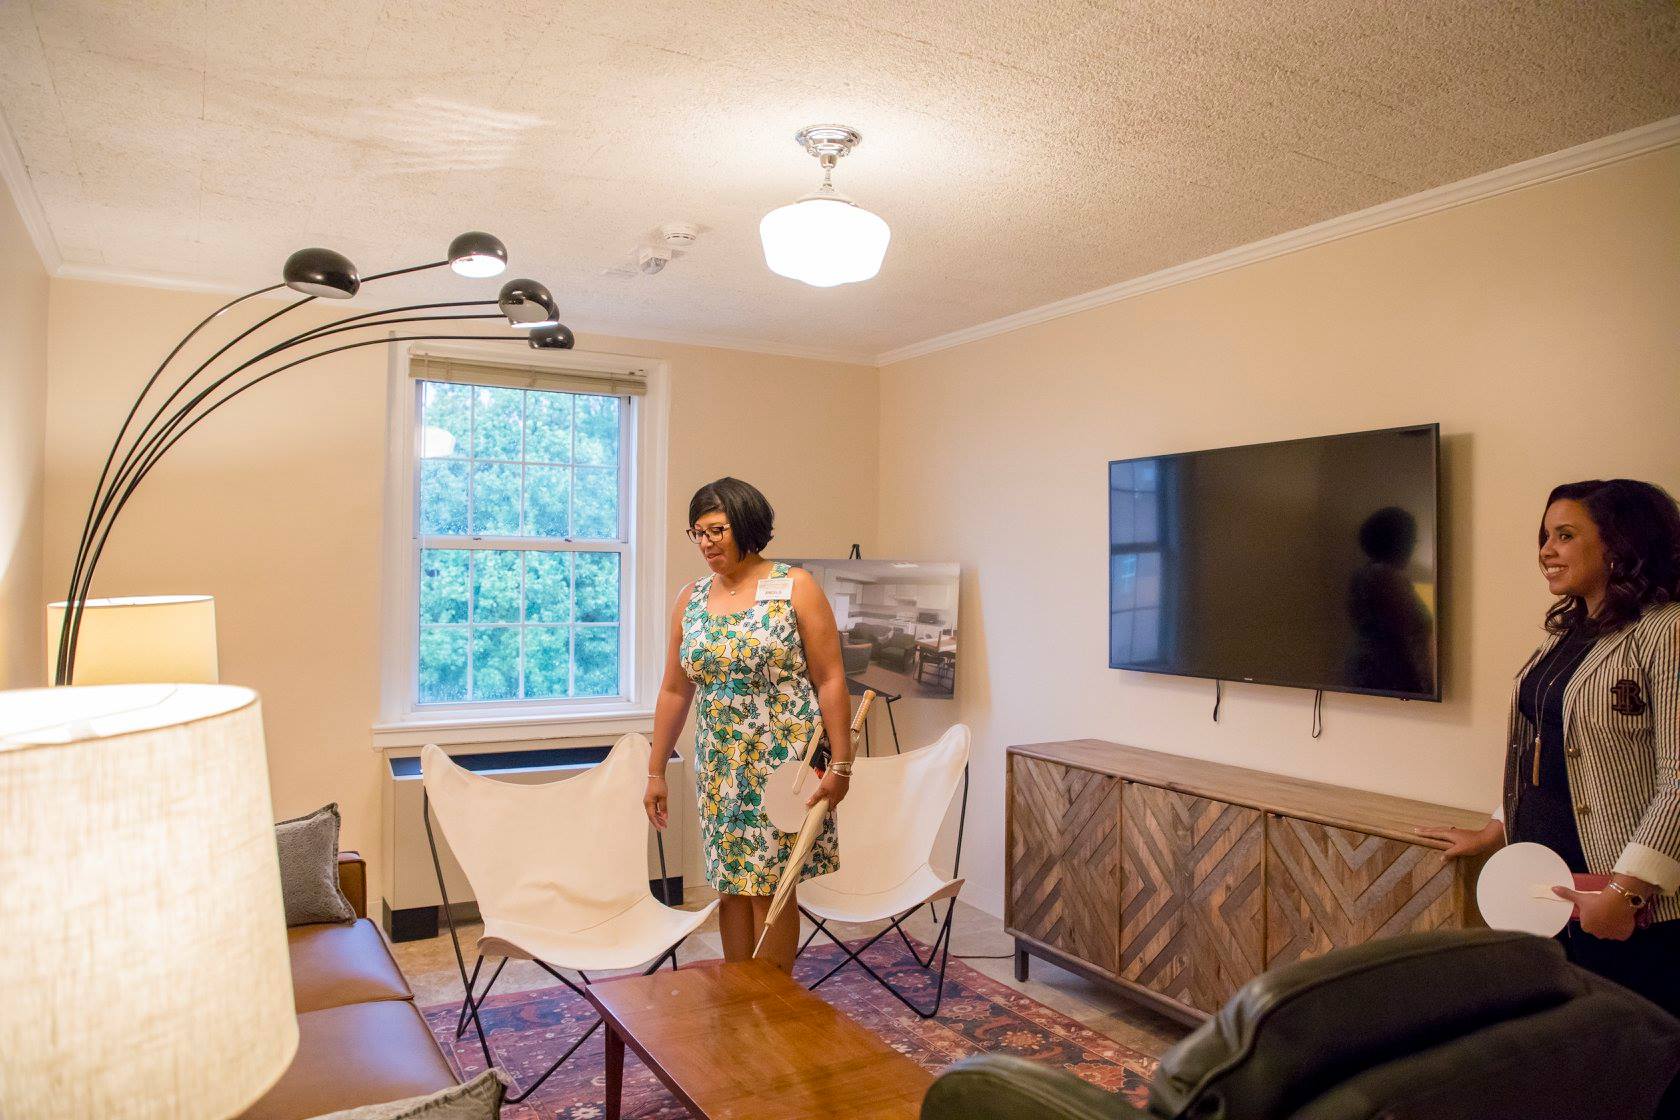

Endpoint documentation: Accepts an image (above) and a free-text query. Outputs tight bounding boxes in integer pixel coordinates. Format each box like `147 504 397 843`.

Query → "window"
378 343 668 737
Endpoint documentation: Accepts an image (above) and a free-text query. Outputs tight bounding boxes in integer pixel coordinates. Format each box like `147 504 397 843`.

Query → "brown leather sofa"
239 853 460 1120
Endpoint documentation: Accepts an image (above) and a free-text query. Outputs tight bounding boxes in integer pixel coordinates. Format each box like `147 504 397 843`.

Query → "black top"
1511 629 1597 872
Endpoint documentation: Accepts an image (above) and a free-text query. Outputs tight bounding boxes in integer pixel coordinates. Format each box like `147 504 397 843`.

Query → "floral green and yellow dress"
680 562 840 895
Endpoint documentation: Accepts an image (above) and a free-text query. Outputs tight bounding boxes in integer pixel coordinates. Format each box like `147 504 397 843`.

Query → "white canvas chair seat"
421 733 716 1101
799 864 962 926
797 724 971 1019
479 895 711 972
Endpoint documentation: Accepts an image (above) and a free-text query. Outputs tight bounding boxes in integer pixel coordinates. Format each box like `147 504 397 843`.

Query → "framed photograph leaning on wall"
776 559 960 700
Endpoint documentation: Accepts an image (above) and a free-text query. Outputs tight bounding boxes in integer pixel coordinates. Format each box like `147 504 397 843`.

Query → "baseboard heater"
379 744 688 942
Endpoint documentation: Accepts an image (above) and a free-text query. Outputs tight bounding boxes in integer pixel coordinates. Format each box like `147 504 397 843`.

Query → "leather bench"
239 853 460 1120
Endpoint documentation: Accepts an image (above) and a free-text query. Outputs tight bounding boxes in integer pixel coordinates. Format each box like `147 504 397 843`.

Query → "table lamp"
45 595 219 685
0 683 297 1119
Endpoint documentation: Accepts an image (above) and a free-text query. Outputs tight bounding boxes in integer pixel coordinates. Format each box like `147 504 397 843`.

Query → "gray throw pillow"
275 803 356 926
305 1071 506 1120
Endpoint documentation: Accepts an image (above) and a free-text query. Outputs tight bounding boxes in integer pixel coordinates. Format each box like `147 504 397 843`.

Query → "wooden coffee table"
586 959 934 1119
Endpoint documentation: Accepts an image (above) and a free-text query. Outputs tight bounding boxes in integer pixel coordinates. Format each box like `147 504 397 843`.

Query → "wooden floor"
388 886 1189 1060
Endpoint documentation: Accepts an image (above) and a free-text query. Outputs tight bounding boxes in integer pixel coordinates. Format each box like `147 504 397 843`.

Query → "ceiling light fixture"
759 125 890 288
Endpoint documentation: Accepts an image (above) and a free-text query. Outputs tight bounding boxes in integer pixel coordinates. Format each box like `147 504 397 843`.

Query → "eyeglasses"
686 524 731 544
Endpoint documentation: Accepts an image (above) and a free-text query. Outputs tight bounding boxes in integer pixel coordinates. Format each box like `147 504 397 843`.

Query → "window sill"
371 706 656 750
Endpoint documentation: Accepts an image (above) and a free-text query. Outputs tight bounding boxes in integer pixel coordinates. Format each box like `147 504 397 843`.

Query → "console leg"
1014 942 1029 982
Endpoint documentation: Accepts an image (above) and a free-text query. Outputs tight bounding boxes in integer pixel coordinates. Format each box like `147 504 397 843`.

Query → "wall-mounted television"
1109 423 1440 701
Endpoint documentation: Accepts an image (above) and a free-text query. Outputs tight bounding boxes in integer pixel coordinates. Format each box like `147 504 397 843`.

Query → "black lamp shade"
528 323 575 350
448 231 508 278
498 278 559 327
282 247 360 298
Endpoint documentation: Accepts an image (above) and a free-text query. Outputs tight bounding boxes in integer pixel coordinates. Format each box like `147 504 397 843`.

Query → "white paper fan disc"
763 759 810 833
1476 841 1574 937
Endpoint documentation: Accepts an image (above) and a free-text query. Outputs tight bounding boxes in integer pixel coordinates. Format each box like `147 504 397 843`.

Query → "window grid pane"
415 557 625 703
415 379 630 707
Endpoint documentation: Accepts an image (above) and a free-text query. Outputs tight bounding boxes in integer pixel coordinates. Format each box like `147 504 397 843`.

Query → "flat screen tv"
1109 423 1440 701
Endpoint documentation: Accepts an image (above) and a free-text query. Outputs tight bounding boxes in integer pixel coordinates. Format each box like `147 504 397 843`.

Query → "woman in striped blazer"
1420 478 1680 1020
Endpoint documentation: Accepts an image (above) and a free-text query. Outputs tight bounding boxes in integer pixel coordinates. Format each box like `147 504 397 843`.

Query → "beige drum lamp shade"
46 595 219 685
0 684 297 1119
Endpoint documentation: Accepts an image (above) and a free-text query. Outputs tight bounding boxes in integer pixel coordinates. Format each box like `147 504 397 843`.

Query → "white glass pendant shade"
759 196 891 288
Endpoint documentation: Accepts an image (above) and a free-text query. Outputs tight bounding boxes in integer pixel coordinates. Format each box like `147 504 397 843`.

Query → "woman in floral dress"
644 477 852 970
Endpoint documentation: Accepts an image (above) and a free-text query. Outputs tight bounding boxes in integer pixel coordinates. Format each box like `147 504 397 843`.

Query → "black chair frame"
422 790 682 1103
795 764 969 1020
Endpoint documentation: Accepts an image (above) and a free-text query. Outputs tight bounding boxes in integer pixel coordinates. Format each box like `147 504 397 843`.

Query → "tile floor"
389 885 1189 1059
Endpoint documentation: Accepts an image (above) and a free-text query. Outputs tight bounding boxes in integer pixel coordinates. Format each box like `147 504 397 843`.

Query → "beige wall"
0 186 48 690
879 145 1680 917
35 146 1679 925
42 277 879 895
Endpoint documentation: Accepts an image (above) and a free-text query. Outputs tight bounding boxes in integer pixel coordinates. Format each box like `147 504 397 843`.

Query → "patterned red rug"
420 937 1159 1119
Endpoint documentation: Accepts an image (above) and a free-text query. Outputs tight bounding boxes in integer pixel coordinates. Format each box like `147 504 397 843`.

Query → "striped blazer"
1496 601 1680 923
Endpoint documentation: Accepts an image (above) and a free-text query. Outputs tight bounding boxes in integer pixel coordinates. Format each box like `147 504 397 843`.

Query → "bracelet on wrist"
1607 880 1650 910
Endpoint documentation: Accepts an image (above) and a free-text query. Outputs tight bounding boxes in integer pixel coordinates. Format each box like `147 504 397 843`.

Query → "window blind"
409 352 648 397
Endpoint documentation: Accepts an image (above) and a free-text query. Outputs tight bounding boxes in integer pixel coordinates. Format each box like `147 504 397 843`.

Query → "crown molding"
55 261 258 296
0 108 64 275
875 114 1680 367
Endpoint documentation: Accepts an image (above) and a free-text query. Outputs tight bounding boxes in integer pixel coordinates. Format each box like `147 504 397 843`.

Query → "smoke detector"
658 222 699 249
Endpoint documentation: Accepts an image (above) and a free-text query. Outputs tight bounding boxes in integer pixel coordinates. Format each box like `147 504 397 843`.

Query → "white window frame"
373 338 668 747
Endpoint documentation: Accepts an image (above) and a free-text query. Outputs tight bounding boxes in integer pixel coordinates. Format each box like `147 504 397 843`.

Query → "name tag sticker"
757 577 794 601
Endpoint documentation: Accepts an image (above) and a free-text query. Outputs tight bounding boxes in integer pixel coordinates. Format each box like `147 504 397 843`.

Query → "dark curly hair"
1541 479 1680 635
687 477 775 556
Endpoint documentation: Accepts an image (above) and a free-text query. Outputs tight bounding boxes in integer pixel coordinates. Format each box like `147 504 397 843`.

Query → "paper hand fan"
753 800 832 958
1476 841 1574 937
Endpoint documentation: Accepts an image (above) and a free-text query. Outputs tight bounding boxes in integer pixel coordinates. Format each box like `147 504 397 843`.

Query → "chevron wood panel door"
1120 783 1264 1013
1008 754 1067 950
1184 797 1265 1012
1119 782 1189 998
1264 814 1459 968
1008 755 1122 974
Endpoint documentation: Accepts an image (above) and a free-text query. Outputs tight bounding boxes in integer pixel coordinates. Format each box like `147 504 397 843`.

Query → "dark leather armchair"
922 929 1680 1120
876 632 918 671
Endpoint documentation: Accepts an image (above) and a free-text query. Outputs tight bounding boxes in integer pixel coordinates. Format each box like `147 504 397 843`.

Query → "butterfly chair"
420 734 717 1103
797 723 970 1019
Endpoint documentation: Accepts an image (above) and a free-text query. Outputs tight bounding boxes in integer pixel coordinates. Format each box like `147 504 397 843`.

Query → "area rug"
420 937 1159 1119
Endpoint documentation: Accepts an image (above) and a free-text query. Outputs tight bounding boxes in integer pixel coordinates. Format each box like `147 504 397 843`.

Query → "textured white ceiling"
3 1 1679 361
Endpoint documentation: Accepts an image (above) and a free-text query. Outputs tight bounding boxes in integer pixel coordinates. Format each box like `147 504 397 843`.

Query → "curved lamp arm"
63 330 537 680
54 236 567 685
59 284 298 676
68 271 458 603
86 300 499 550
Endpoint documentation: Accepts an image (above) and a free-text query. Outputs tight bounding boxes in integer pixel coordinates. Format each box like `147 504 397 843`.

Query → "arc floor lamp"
51 231 575 686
